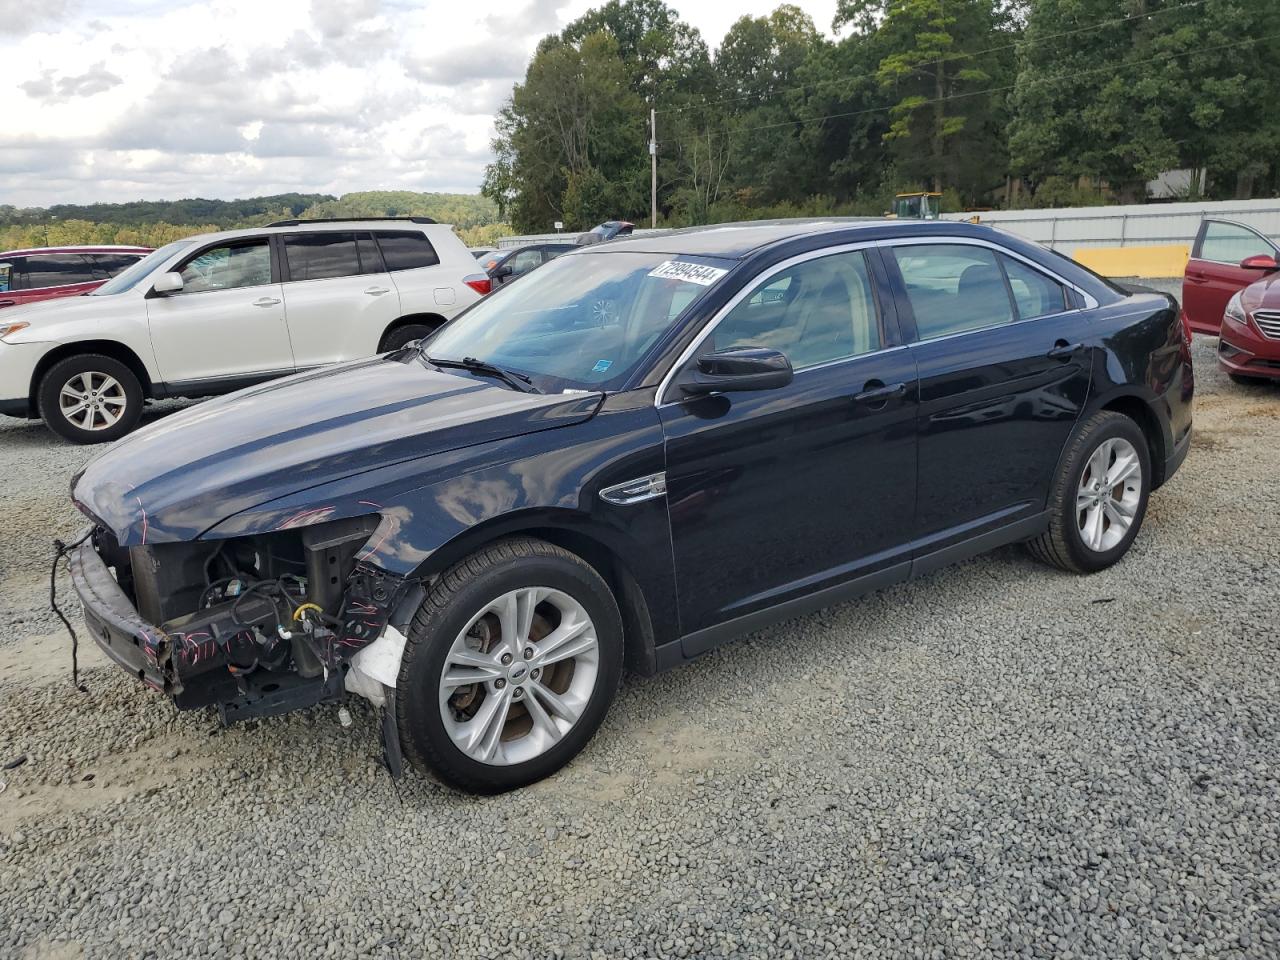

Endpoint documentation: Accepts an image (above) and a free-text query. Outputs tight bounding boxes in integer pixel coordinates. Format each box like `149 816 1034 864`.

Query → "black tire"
396 537 624 794
381 323 435 352
1027 411 1152 574
37 354 144 444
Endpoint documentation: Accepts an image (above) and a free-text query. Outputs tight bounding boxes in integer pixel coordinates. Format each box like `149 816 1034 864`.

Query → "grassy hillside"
0 192 510 250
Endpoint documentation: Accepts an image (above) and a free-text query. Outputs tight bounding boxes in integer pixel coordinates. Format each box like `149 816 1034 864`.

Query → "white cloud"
0 0 840 207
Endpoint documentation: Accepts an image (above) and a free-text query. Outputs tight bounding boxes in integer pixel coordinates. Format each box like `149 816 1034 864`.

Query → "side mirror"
1240 254 1279 271
493 265 513 280
152 271 184 294
680 347 793 395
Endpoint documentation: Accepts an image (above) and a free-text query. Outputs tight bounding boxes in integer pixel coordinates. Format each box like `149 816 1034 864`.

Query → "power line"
656 0 1210 118
658 28 1280 150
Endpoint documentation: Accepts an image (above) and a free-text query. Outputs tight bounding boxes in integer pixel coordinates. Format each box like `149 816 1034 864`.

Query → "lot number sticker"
648 261 728 286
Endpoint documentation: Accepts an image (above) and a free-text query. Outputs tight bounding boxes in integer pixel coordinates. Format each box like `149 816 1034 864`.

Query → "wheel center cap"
508 662 529 684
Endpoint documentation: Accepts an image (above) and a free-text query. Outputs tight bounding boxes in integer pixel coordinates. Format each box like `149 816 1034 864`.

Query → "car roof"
0 245 153 257
586 218 1015 259
173 221 458 246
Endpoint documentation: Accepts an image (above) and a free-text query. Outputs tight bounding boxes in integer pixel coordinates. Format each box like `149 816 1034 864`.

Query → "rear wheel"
37 354 143 444
381 323 435 352
1027 411 1151 574
396 537 623 794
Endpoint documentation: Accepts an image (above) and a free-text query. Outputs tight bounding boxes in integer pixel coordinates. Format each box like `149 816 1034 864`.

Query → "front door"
883 241 1092 555
659 247 918 640
146 237 294 386
1184 219 1278 334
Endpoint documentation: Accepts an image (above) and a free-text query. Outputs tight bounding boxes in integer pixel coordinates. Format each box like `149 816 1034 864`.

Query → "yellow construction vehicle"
889 191 943 220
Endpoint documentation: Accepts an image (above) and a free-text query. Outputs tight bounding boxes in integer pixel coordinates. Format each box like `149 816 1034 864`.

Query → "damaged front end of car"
67 512 418 752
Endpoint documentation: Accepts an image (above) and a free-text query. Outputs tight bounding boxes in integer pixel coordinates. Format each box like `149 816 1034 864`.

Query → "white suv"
0 218 489 442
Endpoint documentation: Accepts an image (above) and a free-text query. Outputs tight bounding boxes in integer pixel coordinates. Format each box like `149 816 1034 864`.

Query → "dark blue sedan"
69 219 1193 793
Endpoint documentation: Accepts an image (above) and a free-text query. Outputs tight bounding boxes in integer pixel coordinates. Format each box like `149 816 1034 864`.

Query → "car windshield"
424 250 730 392
91 240 193 295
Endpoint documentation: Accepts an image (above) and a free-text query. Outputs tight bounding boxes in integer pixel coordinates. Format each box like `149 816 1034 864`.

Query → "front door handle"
253 296 281 307
364 286 391 296
0 300 15 308
1047 340 1084 360
1185 272 1208 283
852 381 907 406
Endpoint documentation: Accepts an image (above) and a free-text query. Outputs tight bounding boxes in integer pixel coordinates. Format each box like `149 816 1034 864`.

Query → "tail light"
464 274 492 296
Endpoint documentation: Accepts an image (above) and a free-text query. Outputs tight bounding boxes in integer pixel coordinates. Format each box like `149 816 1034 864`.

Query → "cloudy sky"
1 0 839 208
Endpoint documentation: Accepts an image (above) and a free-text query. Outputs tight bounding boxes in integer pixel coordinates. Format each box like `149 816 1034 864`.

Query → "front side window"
1198 220 1274 264
892 245 1014 339
178 241 271 293
19 254 98 289
376 231 439 271
283 232 362 281
509 249 543 275
425 251 726 392
712 250 881 369
89 254 144 278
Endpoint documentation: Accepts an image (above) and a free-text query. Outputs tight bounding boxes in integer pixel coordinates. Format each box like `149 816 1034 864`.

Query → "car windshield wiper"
425 355 539 393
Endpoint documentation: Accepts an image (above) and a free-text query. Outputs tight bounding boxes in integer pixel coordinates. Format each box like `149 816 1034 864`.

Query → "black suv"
68 219 1193 793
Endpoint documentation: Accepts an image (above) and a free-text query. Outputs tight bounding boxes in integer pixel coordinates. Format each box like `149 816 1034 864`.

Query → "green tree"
835 0 1017 195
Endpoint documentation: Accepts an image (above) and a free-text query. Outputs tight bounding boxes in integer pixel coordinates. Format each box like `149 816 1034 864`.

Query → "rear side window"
1197 220 1274 263
376 231 440 271
1000 254 1067 318
18 254 99 289
0 261 12 293
284 232 363 281
892 245 1014 339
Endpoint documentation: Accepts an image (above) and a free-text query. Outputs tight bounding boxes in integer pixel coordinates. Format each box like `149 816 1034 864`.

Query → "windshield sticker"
592 359 613 373
647 261 728 286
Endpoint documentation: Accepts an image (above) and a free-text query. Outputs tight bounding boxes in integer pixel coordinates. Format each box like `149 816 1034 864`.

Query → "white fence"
498 197 1280 252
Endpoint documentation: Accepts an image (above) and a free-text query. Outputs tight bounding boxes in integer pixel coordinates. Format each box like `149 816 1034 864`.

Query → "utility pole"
650 107 657 229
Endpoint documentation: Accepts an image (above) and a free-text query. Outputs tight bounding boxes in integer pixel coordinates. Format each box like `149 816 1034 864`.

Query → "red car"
1182 218 1280 383
0 245 152 309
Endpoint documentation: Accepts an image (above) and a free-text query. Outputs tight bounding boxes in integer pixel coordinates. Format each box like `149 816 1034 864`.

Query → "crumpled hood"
72 352 602 544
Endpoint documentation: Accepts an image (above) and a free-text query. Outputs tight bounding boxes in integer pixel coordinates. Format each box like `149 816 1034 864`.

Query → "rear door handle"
852 381 907 406
1047 340 1084 360
253 296 281 307
365 286 391 296
0 300 15 308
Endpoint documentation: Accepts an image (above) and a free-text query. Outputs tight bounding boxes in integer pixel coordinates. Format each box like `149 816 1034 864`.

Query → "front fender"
203 390 680 645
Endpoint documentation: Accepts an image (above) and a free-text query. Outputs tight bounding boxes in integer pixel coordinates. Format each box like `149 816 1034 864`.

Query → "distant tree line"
0 191 506 251
483 0 1280 232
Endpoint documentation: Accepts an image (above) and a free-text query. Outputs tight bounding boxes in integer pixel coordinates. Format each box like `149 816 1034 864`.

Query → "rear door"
280 231 401 366
146 236 294 385
1184 219 1278 333
884 240 1092 559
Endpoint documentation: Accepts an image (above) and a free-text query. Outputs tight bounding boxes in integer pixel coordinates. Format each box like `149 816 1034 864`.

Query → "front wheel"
1228 372 1270 386
381 323 435 352
1027 411 1151 574
396 538 624 794
37 354 144 444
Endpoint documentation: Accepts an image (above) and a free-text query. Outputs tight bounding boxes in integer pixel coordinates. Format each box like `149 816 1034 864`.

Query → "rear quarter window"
376 231 440 271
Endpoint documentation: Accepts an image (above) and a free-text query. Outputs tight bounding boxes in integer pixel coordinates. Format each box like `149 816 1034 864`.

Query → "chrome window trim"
655 241 884 407
655 236 1098 406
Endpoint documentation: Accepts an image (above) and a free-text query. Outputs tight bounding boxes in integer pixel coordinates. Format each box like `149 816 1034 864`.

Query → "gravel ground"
2 302 1279 959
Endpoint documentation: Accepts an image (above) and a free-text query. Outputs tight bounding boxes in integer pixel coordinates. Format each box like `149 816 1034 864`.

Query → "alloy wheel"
59 371 128 432
438 587 600 766
1076 436 1142 552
